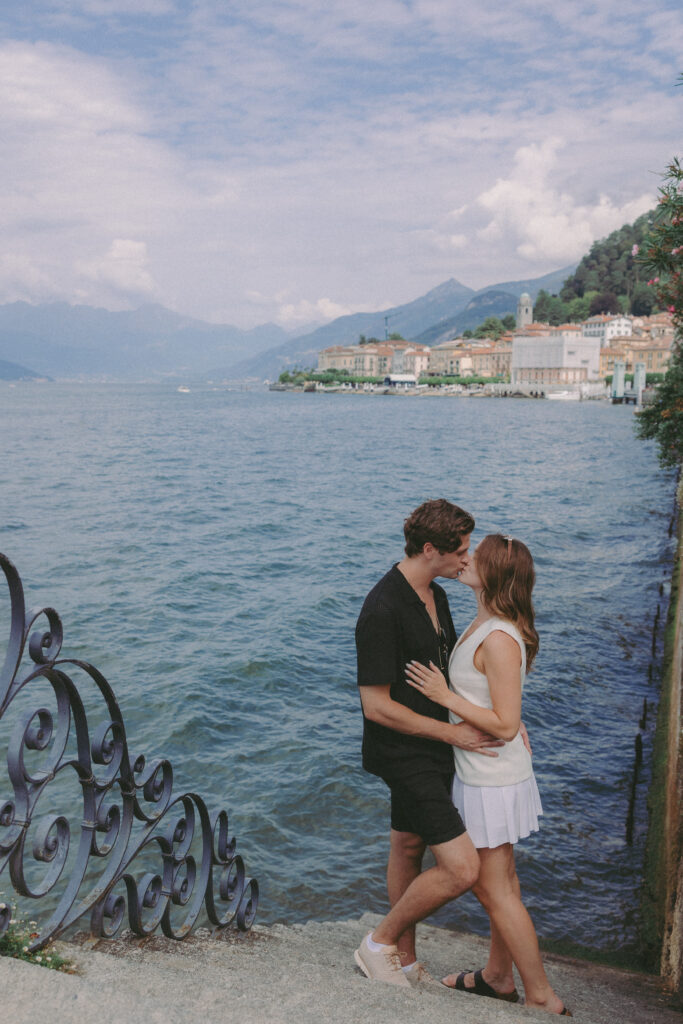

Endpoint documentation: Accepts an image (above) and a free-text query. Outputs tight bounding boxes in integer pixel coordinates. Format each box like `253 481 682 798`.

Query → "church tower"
517 292 533 328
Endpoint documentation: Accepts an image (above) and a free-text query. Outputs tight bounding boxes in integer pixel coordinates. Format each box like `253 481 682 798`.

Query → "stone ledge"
1 916 681 1024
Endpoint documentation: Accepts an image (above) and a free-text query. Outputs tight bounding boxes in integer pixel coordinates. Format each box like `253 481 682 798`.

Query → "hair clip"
503 534 513 559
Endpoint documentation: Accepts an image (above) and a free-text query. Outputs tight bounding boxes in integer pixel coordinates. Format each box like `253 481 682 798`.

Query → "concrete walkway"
2 915 681 1024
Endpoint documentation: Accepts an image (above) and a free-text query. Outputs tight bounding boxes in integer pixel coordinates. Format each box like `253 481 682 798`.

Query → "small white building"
392 345 430 377
511 329 601 386
582 314 632 347
384 374 417 389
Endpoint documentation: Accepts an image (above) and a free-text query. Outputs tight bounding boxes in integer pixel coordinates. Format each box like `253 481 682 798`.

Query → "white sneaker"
354 933 411 987
403 961 435 986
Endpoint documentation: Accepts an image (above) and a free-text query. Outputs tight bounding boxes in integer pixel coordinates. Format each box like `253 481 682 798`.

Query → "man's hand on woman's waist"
448 721 504 757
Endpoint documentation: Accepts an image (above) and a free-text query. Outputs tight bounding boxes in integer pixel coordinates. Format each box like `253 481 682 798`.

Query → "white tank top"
448 616 532 786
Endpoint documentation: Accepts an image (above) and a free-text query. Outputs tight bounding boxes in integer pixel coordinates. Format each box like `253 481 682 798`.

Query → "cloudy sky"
1 1 681 328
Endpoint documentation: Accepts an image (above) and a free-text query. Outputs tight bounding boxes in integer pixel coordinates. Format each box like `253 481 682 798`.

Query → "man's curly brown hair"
403 499 475 557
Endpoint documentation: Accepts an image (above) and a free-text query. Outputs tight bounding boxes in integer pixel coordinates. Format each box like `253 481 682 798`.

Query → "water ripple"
0 383 676 956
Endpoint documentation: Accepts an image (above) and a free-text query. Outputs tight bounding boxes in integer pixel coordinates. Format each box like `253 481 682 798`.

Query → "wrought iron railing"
0 552 258 950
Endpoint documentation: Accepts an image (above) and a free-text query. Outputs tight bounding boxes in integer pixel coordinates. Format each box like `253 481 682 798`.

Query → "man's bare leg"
372 831 479 947
386 830 425 964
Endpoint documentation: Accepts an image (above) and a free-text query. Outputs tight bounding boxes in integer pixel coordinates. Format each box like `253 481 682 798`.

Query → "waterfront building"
632 311 675 341
392 344 431 377
599 336 673 376
427 339 473 376
317 345 357 373
384 374 417 389
582 314 633 347
468 339 513 378
317 339 428 378
511 327 601 386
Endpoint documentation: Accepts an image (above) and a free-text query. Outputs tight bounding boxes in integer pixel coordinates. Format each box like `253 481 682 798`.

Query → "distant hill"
0 264 576 381
0 302 288 380
412 290 518 346
0 357 47 381
231 264 576 379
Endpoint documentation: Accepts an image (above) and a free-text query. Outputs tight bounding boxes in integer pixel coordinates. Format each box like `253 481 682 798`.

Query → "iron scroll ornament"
0 552 258 949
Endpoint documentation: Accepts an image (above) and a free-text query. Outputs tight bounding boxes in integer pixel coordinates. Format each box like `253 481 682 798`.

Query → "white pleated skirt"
452 772 543 850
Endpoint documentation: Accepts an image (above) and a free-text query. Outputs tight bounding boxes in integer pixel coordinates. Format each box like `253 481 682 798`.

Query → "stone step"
1 915 680 1024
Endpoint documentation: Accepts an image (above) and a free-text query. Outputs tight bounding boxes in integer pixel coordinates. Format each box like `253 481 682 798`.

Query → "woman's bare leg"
442 863 517 994
473 844 565 1014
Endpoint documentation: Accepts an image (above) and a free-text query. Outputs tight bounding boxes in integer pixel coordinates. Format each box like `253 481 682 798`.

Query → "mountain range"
0 265 574 382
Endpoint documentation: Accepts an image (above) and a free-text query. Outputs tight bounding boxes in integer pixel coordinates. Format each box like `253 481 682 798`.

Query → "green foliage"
560 210 660 313
307 371 383 384
631 282 656 316
565 292 598 321
0 902 73 972
501 314 516 331
388 332 405 341
635 346 683 467
278 369 311 383
473 316 507 340
604 372 666 385
588 291 621 316
533 290 566 325
635 154 683 467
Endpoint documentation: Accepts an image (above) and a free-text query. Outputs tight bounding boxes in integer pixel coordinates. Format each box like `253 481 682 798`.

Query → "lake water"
0 383 676 956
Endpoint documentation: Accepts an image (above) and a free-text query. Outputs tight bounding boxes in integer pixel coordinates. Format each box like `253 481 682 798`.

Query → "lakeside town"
273 293 674 401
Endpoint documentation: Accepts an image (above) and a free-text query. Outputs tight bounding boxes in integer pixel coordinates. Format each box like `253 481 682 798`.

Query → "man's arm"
359 684 503 755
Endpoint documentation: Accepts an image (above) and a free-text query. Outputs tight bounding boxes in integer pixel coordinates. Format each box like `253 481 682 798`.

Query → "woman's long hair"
476 534 539 670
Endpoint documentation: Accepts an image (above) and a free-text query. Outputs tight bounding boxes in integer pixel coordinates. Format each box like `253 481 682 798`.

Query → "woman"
405 533 571 1017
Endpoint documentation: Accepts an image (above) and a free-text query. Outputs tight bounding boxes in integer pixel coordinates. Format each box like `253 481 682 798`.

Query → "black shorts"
384 769 466 847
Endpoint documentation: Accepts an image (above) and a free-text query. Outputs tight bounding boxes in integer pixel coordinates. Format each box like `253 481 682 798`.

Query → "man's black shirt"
355 564 457 780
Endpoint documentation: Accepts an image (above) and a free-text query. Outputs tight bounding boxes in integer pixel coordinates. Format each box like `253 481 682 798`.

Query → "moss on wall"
640 500 682 993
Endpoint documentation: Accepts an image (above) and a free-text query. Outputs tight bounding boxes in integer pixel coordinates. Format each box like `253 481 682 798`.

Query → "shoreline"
270 383 609 400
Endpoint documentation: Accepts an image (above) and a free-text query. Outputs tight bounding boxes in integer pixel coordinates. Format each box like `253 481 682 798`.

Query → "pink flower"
631 244 639 256
668 305 675 312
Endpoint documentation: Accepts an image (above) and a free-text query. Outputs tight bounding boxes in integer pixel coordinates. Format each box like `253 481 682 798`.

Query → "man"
354 499 502 987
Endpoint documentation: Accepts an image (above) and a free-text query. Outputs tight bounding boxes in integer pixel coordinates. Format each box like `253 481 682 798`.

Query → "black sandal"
445 968 520 1003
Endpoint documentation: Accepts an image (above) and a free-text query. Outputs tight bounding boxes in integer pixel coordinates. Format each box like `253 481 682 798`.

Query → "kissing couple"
354 499 571 1016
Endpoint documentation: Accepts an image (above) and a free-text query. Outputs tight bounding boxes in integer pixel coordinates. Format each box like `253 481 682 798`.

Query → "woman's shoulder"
482 618 524 645
481 618 526 664
486 615 518 628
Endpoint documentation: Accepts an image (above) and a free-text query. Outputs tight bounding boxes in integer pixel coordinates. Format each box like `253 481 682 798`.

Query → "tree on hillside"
501 314 516 331
473 316 506 340
560 210 659 314
589 291 621 316
631 282 655 317
636 155 683 468
533 290 565 325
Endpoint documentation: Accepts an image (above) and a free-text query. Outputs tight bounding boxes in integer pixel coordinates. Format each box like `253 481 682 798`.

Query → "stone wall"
642 481 682 998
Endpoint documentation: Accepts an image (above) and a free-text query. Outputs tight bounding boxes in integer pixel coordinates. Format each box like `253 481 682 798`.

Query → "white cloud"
276 297 355 328
0 2 679 325
78 239 156 297
473 139 654 266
